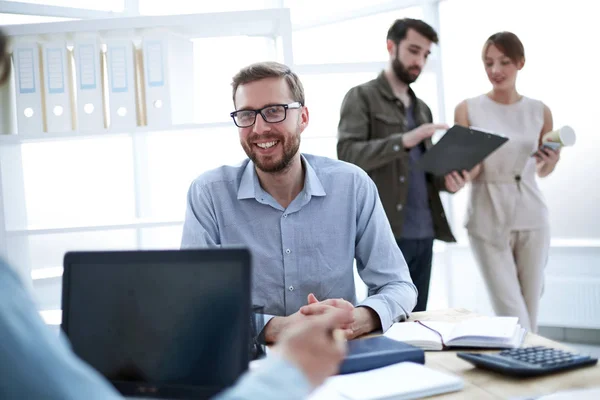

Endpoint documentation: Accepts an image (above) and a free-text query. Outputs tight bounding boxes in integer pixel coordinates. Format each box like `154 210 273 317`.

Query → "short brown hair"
231 61 305 106
387 18 439 45
482 31 525 65
0 29 11 86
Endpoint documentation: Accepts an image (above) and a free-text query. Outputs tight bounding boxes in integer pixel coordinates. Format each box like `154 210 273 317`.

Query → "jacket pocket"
372 113 404 138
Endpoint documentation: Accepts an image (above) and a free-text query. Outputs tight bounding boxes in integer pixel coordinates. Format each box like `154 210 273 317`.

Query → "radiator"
538 276 600 329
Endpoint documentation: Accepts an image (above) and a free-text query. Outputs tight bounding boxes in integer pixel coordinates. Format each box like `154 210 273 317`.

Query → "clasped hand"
264 294 380 343
300 293 380 340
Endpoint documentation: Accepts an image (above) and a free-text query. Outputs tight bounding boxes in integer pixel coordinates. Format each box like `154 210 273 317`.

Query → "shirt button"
283 214 288 218
288 286 294 291
396 204 403 211
285 249 291 254
393 144 400 152
399 176 405 183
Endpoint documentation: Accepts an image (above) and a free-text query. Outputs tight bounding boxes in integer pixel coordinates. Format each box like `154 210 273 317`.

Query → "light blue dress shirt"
181 154 417 331
0 257 311 400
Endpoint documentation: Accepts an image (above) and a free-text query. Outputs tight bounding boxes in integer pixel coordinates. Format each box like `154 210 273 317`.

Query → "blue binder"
339 336 425 375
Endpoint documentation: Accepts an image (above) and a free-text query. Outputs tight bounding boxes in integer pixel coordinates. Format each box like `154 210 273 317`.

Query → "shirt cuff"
357 298 393 332
256 314 276 344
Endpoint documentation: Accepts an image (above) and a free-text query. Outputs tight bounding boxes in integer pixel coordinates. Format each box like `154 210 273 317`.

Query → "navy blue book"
338 335 425 375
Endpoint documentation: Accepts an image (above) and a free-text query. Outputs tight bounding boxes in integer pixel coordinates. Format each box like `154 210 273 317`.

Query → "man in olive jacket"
337 18 469 312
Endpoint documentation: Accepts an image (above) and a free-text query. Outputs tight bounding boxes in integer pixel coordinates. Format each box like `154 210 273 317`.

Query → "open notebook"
384 316 526 351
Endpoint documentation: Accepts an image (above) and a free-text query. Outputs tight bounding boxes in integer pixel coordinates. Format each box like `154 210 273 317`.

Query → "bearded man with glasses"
181 61 417 344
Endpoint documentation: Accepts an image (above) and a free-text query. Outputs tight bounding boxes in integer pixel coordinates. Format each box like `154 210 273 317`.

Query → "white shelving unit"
2 9 292 39
0 121 232 143
0 8 294 296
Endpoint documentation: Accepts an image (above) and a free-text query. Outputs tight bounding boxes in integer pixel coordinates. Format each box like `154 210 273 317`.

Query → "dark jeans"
396 238 434 312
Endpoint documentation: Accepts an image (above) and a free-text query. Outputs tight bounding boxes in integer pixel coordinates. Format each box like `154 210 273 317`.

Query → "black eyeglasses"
230 102 302 128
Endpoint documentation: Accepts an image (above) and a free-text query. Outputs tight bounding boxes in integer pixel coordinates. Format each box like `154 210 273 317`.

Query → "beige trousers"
468 229 551 332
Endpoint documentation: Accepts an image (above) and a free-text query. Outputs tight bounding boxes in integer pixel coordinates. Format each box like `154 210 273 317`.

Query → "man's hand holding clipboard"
401 122 450 149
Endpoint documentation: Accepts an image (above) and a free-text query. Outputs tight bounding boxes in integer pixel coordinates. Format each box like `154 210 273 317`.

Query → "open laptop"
61 249 251 399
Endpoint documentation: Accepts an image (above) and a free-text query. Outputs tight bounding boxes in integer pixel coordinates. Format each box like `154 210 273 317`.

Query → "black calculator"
457 346 598 377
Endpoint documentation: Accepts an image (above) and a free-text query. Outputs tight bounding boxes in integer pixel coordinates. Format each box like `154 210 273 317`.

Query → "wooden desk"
410 308 600 399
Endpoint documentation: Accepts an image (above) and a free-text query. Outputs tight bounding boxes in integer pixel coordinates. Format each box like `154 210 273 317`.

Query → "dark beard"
250 147 295 174
243 132 301 174
392 48 420 84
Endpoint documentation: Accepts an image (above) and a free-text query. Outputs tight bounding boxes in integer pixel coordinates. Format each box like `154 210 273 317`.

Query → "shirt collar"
237 160 257 200
237 155 326 201
302 155 326 197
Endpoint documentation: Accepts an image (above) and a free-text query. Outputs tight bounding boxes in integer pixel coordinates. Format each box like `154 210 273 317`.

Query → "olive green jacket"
337 72 456 242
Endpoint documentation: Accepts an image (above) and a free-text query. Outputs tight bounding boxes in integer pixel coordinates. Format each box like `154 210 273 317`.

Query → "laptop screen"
61 249 251 399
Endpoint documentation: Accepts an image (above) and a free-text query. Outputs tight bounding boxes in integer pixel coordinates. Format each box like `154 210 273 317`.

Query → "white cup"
542 125 576 146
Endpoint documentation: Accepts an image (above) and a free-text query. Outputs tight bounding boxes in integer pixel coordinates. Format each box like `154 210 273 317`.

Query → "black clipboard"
416 125 509 176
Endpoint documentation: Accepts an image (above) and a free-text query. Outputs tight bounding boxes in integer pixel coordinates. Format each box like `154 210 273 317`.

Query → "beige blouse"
465 95 550 245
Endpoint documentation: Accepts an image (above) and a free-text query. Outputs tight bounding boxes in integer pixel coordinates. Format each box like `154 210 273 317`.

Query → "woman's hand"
535 147 560 177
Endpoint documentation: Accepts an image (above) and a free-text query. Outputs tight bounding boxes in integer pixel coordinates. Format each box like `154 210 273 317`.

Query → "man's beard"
392 49 421 84
242 129 301 174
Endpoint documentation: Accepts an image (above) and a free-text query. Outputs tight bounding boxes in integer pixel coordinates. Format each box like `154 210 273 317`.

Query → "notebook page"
448 316 519 342
385 321 442 349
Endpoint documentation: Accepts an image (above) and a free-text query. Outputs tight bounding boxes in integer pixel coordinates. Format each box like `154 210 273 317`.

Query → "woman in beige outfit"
454 32 561 332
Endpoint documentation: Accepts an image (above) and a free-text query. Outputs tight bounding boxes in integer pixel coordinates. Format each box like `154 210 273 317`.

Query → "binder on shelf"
102 33 137 131
40 39 74 133
134 44 146 127
139 31 194 128
73 34 104 132
166 35 194 126
140 32 172 128
11 38 44 134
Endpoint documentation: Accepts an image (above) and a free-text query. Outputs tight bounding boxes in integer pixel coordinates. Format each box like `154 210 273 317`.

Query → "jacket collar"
375 71 418 106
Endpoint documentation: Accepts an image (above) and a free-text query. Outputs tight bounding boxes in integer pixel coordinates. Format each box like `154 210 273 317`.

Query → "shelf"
0 121 232 144
0 1 121 20
6 218 184 236
1 8 290 39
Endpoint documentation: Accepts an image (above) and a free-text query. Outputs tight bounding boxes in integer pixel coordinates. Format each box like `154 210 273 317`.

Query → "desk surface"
410 308 600 399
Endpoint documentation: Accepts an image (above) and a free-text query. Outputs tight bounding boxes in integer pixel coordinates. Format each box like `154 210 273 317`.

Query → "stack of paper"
308 362 463 400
